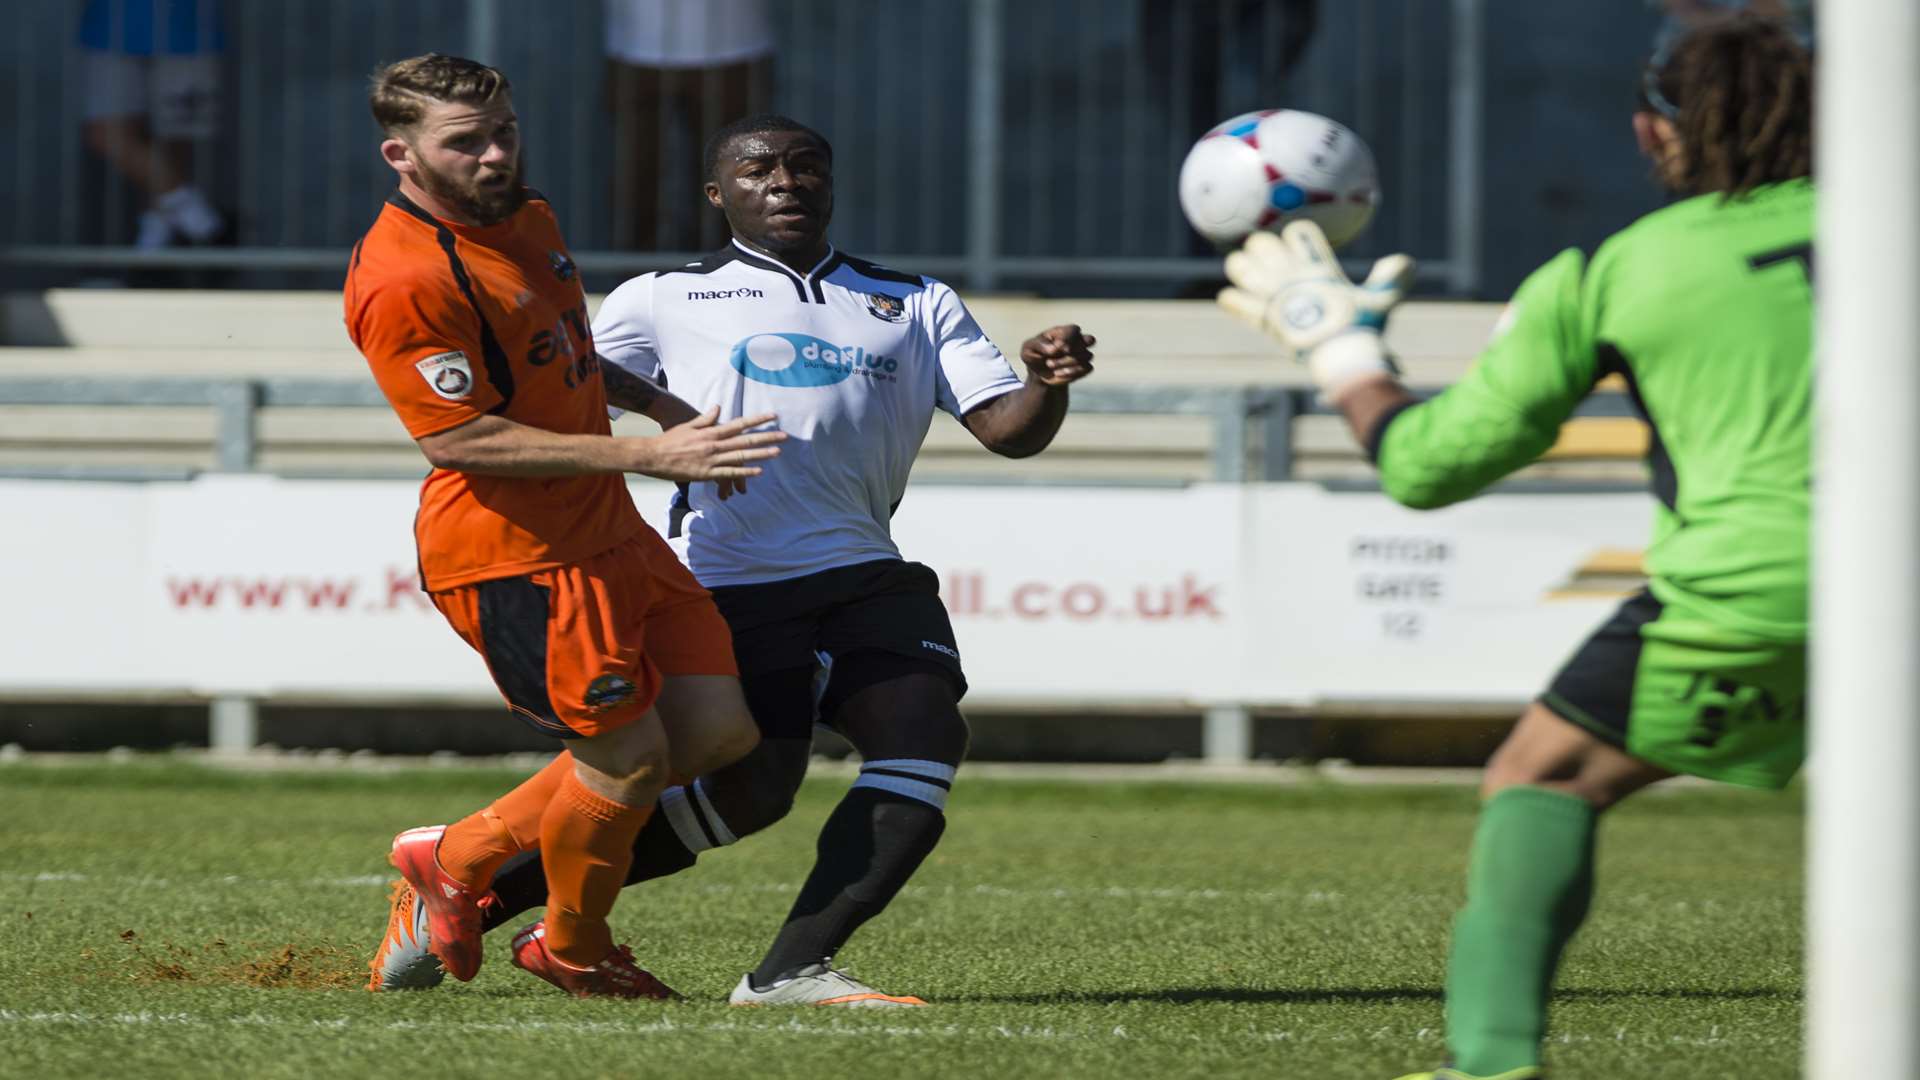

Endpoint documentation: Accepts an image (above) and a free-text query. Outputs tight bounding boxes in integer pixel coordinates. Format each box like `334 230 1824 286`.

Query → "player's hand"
1216 221 1416 404
1020 325 1096 386
635 408 785 483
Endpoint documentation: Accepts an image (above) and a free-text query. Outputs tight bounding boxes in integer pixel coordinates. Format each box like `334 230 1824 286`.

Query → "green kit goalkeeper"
1217 15 1812 1080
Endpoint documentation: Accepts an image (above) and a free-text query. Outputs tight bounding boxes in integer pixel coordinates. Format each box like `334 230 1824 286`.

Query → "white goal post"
1809 1 1920 1075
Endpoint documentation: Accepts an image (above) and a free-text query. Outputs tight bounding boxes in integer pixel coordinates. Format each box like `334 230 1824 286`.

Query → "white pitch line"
0 1007 1449 1048
0 1009 1781 1051
0 1008 1113 1042
0 871 1360 905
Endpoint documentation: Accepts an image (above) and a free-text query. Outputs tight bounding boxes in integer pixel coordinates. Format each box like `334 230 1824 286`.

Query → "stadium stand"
0 290 1649 487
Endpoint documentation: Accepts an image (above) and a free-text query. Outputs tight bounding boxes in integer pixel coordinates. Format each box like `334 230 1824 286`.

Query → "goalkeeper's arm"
1214 221 1421 468
1217 222 1589 510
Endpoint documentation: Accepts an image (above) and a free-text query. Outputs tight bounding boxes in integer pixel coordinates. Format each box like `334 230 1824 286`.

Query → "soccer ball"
1177 109 1380 249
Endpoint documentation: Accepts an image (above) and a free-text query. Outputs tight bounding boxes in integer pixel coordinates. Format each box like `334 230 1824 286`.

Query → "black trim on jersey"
1598 342 1677 512
349 236 365 273
861 766 953 791
667 484 692 539
808 252 847 302
727 245 811 301
439 231 518 413
658 249 744 280
385 192 518 412
522 187 548 204
384 190 439 228
1364 398 1423 464
717 241 851 303
661 243 925 302
837 253 925 289
411 504 429 594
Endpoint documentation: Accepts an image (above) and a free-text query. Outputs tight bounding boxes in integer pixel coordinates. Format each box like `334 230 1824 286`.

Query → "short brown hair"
369 53 511 137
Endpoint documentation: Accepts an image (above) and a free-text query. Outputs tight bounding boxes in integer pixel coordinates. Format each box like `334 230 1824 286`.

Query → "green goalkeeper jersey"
1374 178 1813 641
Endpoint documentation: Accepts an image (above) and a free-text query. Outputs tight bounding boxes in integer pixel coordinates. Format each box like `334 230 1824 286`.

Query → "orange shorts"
431 528 738 739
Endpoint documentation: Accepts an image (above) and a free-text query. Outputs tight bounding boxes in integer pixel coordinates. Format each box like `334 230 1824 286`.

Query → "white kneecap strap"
660 780 736 853
852 758 956 811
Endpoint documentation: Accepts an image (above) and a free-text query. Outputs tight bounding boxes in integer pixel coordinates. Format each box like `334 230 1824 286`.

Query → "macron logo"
442 883 462 899
689 287 764 301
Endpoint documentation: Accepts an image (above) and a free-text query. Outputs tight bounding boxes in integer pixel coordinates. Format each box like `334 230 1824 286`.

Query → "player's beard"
415 151 527 226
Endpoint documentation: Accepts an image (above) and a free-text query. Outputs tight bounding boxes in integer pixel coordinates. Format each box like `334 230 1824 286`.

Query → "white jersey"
593 240 1026 587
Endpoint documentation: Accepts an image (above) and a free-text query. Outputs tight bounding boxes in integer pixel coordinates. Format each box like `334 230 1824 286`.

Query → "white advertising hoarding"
889 485 1242 704
1239 486 1651 705
0 478 1650 708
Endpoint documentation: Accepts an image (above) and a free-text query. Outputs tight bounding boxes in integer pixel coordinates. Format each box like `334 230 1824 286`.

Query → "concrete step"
2 290 1504 386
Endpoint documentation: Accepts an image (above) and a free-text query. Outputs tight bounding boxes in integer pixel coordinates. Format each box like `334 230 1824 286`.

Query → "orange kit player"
345 53 784 998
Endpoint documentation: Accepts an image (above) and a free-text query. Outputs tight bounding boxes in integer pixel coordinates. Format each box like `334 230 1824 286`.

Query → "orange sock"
539 770 654 966
436 753 573 889
489 753 575 851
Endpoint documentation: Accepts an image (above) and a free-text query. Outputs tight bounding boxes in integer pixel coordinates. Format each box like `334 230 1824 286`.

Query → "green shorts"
1539 590 1806 789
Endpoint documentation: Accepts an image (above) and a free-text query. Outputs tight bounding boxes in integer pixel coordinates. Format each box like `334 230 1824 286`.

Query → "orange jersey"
345 191 645 590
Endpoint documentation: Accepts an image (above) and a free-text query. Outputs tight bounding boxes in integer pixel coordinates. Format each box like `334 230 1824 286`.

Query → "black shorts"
707 558 967 738
1539 589 1807 790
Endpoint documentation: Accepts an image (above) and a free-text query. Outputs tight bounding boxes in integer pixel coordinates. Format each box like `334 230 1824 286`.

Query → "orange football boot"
387 825 491 982
509 921 677 1000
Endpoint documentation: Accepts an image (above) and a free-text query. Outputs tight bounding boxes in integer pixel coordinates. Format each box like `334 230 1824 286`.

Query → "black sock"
478 811 698 933
480 849 544 932
751 788 945 988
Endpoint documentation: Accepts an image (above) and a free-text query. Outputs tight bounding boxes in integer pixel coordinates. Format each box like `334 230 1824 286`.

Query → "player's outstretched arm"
600 359 758 499
1217 221 1434 497
1217 221 1419 441
600 359 701 428
960 324 1095 458
416 410 784 483
633 407 787 484
1221 224 1599 510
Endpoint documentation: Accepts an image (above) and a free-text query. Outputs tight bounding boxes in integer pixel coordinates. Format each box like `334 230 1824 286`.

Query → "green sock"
1445 785 1597 1076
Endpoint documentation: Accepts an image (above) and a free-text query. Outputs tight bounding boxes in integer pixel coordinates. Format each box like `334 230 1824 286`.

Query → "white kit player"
392 114 1098 1005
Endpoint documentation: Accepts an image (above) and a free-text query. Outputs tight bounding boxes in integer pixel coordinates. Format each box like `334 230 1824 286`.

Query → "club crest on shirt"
584 673 637 713
548 249 576 282
414 350 474 400
862 291 907 323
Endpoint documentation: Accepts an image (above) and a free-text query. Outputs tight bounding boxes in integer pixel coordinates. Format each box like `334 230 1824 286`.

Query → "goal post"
1808 1 1920 1075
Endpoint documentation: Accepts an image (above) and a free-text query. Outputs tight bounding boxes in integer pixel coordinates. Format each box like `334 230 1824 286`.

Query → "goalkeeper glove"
1216 220 1417 405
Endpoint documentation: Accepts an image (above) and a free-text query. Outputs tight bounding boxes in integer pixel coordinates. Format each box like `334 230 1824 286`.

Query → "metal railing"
0 376 1641 486
2 0 1484 294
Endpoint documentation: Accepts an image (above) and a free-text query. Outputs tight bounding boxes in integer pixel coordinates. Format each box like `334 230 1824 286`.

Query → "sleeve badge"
415 350 475 400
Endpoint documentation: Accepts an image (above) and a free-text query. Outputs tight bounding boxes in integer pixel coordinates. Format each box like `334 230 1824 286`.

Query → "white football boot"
367 880 447 991
729 963 926 1007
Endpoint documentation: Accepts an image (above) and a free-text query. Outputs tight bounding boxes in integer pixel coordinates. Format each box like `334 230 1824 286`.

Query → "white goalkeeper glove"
1217 221 1417 405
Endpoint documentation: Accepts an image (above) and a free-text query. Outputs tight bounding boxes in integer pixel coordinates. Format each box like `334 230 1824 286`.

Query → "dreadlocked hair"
1650 14 1813 198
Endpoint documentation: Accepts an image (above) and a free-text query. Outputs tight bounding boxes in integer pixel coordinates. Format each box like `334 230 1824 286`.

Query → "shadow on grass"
945 986 1799 1006
943 987 1443 1005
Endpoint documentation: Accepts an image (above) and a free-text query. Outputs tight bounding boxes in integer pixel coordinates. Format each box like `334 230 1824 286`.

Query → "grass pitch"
0 760 1801 1079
